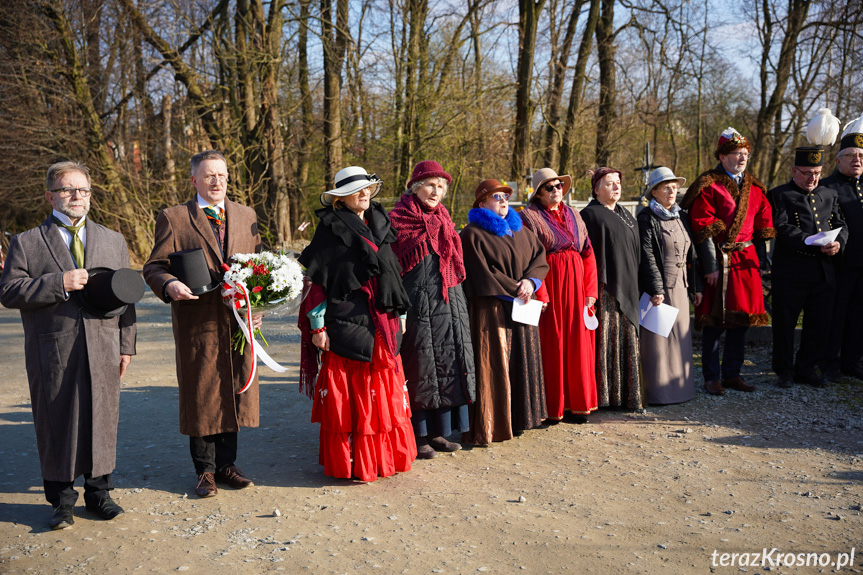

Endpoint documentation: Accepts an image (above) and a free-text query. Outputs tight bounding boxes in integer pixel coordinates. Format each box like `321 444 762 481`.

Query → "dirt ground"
0 292 861 575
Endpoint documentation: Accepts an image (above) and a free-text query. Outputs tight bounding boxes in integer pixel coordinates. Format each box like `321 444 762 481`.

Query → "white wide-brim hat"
320 166 383 206
645 167 686 197
530 168 572 202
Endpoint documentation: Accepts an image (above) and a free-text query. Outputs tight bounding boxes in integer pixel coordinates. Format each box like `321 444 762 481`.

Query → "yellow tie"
54 217 85 268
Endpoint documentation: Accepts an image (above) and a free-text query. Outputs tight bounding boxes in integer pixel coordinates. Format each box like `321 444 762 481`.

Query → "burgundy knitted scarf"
389 193 466 301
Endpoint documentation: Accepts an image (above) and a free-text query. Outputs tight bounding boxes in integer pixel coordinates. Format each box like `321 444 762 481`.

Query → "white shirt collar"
52 210 86 228
197 195 226 211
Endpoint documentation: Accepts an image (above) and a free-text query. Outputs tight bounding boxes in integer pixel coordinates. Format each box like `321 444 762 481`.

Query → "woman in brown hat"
580 168 644 410
460 179 549 445
389 161 476 459
520 168 599 423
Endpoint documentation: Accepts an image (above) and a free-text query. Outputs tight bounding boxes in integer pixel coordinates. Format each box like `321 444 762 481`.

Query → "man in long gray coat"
0 161 136 529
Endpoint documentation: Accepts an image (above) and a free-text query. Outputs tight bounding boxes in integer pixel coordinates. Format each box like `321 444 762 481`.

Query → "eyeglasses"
728 152 750 158
49 187 92 198
839 153 863 161
545 182 563 192
491 192 510 202
203 174 229 184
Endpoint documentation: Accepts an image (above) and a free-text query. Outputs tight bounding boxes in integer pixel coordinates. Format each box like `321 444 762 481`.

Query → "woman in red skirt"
520 168 599 423
298 166 416 482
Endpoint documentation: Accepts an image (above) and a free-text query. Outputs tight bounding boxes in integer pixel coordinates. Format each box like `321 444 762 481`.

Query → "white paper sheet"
638 292 679 338
511 297 544 326
804 227 842 246
583 305 598 330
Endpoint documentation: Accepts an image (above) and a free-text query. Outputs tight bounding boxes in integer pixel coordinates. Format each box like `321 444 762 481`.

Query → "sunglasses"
545 182 563 192
490 192 511 202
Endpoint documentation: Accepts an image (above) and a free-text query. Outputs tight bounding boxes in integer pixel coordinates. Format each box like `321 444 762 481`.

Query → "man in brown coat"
0 161 136 529
143 150 261 498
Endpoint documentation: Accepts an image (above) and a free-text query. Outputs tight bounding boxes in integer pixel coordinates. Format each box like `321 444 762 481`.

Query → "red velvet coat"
681 166 775 329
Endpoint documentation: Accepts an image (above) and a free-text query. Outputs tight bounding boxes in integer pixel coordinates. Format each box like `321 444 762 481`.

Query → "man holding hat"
0 161 138 529
821 115 863 381
143 150 262 498
680 128 775 396
768 139 846 388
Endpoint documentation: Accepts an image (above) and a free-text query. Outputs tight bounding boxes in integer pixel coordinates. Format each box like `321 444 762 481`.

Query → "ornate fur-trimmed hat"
840 114 863 151
715 127 751 160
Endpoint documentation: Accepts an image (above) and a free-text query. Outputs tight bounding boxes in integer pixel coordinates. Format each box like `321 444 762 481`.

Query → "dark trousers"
189 432 237 475
43 473 112 507
771 280 834 375
825 266 863 371
702 326 747 381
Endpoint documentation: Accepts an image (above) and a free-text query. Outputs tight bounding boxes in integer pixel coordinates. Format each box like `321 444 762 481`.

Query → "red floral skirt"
311 333 417 482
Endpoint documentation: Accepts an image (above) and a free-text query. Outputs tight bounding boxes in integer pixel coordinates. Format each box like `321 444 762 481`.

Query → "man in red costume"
680 128 775 396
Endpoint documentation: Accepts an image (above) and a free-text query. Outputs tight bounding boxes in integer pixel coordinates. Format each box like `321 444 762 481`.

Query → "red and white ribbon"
224 279 287 394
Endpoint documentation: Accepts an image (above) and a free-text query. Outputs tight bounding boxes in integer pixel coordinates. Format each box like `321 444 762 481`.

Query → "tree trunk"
594 0 616 168
511 0 546 182
542 0 583 168
320 0 349 190
559 0 599 175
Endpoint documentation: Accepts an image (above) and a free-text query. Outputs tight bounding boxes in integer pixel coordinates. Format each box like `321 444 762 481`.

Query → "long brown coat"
143 198 261 436
0 216 136 481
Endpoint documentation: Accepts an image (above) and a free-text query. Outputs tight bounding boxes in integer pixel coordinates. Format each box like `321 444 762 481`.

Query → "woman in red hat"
460 179 549 445
389 161 476 459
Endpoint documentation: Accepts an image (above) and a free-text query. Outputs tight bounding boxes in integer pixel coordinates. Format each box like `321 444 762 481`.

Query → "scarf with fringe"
389 193 465 301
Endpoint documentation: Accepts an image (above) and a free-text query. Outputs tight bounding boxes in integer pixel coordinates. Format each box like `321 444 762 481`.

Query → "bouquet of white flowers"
220 251 303 392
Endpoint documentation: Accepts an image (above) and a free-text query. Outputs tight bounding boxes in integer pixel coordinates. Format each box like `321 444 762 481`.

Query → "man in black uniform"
769 146 847 388
821 119 863 381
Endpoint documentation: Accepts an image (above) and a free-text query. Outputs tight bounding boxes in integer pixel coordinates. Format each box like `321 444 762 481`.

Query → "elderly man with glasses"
0 161 137 529
820 117 863 381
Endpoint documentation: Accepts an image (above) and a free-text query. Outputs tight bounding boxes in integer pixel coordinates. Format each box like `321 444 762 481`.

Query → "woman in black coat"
389 161 476 459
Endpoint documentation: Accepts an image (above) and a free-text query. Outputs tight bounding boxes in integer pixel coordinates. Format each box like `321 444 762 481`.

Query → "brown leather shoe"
722 376 756 392
215 465 254 489
704 379 725 396
195 472 218 498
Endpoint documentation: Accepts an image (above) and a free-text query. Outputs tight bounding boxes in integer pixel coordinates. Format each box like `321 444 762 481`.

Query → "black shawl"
580 199 641 328
298 202 410 314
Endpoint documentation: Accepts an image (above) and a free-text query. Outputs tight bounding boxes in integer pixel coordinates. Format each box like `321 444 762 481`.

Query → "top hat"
72 267 146 318
840 114 863 151
169 248 220 295
530 168 572 202
321 166 383 206
407 161 452 190
645 167 686 197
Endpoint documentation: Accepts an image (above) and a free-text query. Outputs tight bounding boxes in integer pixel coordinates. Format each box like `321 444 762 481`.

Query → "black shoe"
49 504 74 530
794 370 826 388
841 366 863 381
85 496 124 520
564 413 589 424
822 368 842 384
776 374 794 389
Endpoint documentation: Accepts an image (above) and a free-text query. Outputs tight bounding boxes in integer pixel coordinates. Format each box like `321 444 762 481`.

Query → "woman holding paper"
581 168 644 410
460 179 549 445
637 167 703 404
520 168 599 423
389 161 476 460
297 166 417 482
